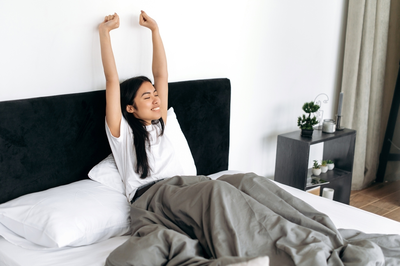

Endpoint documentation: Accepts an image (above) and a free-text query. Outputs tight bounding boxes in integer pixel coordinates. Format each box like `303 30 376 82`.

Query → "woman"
99 12 273 265
99 11 183 203
99 12 392 266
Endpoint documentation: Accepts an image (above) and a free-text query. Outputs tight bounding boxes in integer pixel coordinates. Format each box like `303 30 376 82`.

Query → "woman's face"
126 81 161 125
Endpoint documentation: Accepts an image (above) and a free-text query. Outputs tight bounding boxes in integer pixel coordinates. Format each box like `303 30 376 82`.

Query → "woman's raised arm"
99 13 122 137
139 11 168 124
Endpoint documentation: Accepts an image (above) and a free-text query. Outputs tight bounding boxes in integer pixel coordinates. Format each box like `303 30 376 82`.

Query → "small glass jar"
322 119 336 133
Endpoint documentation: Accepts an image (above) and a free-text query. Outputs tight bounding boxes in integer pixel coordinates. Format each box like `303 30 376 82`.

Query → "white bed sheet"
275 181 400 235
1 171 399 266
0 235 129 266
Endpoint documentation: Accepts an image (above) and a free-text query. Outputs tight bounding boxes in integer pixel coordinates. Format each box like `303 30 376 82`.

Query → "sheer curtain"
340 0 392 190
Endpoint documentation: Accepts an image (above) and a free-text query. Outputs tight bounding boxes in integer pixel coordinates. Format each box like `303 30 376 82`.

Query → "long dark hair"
120 76 165 179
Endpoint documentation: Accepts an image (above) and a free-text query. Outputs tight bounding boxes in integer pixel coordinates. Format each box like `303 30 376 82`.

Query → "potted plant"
297 101 320 138
321 160 328 173
312 160 321 176
327 159 335 170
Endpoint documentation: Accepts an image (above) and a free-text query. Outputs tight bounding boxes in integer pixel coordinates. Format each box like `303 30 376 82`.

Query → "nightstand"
274 129 356 204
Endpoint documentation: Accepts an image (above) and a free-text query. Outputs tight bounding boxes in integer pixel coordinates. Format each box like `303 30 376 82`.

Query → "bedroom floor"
350 179 400 222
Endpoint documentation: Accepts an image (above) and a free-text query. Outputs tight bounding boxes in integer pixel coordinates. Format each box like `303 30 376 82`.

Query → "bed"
0 78 399 266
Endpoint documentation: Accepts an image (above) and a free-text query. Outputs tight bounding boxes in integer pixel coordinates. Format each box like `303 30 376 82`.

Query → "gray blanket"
106 173 400 266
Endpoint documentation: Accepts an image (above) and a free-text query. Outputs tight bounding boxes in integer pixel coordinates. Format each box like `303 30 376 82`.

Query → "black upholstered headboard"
0 78 231 204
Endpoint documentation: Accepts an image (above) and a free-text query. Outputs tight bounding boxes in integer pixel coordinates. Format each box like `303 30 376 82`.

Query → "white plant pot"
321 165 328 173
327 163 335 170
312 168 321 176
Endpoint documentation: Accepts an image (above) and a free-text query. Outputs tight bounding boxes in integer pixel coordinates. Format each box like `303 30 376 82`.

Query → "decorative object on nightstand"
322 119 336 133
312 160 321 176
322 188 334 200
313 93 329 130
336 92 345 131
297 101 320 138
320 160 328 173
327 160 335 170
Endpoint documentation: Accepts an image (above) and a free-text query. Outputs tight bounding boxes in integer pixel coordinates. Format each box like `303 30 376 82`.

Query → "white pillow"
165 107 197 175
208 170 244 180
88 107 196 193
88 154 124 195
0 180 130 249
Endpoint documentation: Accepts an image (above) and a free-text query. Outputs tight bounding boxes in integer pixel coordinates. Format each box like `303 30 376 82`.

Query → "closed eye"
142 90 158 99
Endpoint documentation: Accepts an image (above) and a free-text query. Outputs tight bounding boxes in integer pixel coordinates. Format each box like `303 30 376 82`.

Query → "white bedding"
275 181 400 234
1 171 399 266
0 235 129 266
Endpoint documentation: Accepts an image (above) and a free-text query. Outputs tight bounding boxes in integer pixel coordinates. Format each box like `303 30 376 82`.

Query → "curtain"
340 0 391 190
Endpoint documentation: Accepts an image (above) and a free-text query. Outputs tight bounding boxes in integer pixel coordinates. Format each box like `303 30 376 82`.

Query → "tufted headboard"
0 78 231 204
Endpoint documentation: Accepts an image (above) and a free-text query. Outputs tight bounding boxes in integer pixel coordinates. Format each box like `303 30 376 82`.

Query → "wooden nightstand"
274 129 356 204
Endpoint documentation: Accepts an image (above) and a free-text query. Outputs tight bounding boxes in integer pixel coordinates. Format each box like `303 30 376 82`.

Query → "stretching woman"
99 11 274 265
99 11 387 266
99 11 186 203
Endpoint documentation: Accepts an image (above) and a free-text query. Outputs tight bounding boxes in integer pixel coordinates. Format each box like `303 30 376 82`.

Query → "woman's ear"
126 105 135 114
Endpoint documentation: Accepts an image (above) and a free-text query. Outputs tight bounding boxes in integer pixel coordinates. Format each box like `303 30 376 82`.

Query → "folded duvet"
106 173 400 266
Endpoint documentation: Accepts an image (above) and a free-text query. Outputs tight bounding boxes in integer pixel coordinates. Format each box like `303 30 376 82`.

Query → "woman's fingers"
104 13 118 22
139 11 146 25
100 13 119 31
139 10 157 30
103 11 157 31
141 10 149 21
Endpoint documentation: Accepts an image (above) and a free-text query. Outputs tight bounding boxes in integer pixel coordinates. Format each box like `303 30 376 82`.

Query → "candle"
337 92 343 116
322 188 334 200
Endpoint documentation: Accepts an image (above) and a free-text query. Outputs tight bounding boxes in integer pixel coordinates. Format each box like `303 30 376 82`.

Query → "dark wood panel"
323 134 356 172
275 135 310 190
320 172 352 204
274 129 356 204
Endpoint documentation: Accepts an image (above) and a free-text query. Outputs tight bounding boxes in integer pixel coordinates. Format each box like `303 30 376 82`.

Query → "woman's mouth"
151 107 160 111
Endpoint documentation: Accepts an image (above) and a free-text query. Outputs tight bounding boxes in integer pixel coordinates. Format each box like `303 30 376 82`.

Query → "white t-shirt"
105 112 185 202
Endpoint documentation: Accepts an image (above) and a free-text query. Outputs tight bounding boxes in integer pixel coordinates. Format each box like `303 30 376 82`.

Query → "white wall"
0 0 347 178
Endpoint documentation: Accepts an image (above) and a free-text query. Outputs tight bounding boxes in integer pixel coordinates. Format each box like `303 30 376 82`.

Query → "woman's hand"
99 13 120 33
139 11 158 31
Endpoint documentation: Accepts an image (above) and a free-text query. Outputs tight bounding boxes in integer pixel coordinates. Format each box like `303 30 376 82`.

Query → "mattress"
1 171 399 266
